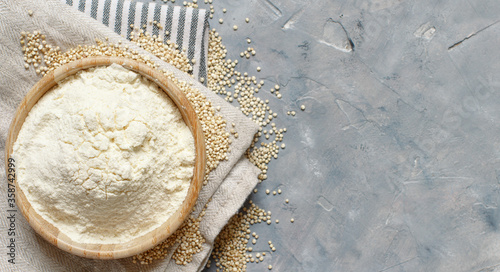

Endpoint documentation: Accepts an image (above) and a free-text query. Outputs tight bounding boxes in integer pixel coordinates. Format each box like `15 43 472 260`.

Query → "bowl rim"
4 56 206 259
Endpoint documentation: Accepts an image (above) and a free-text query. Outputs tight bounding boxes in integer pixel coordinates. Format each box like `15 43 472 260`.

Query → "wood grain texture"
4 56 206 260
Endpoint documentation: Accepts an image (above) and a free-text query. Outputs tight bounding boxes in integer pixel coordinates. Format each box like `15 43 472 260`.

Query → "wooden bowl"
4 56 206 259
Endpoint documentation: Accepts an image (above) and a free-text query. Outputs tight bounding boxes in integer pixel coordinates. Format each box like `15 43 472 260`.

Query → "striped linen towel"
64 0 209 82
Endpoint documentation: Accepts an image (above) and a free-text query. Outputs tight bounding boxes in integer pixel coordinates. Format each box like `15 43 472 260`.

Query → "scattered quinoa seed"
212 203 269 271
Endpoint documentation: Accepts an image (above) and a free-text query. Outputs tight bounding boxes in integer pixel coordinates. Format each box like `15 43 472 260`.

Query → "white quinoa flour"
12 64 195 244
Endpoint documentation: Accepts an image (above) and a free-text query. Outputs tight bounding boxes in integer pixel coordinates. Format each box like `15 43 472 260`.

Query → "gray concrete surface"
181 0 500 271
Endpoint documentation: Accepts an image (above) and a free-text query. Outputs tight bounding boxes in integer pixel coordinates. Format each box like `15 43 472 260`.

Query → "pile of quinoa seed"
20 1 298 270
207 29 286 182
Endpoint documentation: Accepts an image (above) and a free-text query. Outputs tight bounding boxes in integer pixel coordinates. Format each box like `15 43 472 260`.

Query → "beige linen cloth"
0 0 260 271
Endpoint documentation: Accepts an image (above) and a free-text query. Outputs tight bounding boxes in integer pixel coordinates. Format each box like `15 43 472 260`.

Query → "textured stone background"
172 0 500 271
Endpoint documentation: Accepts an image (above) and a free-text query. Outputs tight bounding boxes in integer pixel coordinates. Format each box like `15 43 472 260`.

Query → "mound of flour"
12 64 195 244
